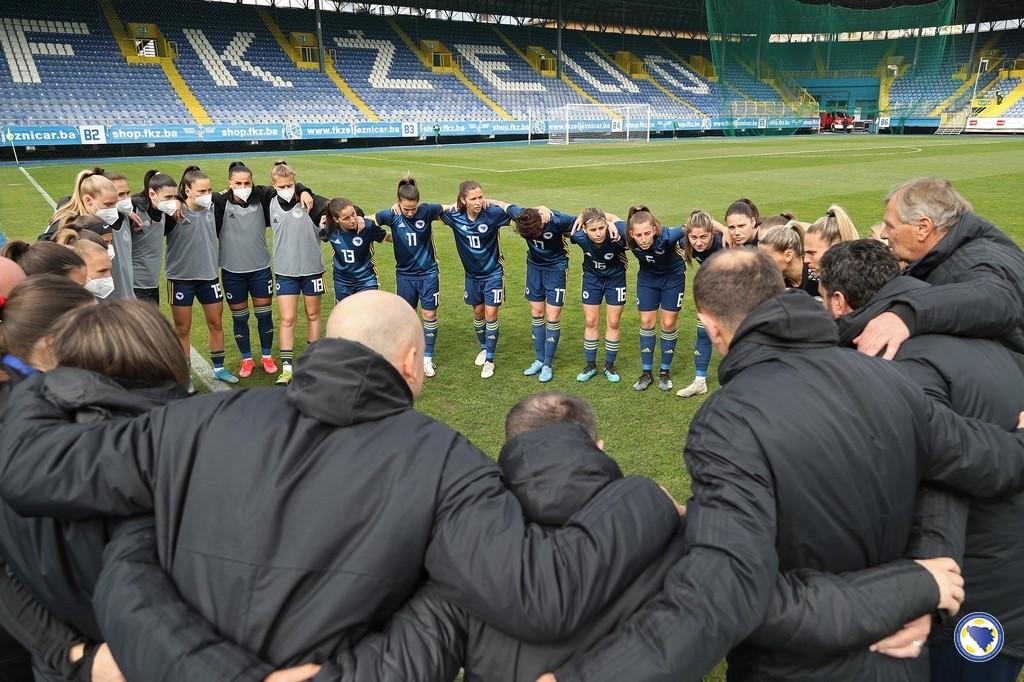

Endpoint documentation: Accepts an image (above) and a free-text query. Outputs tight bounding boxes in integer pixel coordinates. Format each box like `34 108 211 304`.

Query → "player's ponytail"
397 175 420 203
513 208 544 240
177 165 207 201
807 205 858 245
760 222 806 257
228 161 252 179
626 205 662 249
324 197 355 234
270 160 295 182
726 197 761 226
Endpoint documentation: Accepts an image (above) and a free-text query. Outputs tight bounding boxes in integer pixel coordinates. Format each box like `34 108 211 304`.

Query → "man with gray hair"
855 177 1024 358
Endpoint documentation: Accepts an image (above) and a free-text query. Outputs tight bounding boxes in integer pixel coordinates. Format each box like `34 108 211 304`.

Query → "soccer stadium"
1 0 1024 679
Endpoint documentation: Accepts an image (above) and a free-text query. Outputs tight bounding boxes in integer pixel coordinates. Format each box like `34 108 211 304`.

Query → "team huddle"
1 173 1024 682
6 160 865 396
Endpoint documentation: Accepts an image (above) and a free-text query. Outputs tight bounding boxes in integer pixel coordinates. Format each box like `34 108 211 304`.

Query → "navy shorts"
334 277 378 303
133 287 159 305
525 264 568 306
223 267 273 303
169 279 223 307
275 273 325 297
637 272 686 312
397 273 440 311
581 272 627 306
464 274 504 307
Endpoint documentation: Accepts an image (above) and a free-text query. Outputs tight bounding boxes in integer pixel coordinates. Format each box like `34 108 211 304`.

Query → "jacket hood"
286 337 413 427
834 276 931 348
40 367 186 421
906 212 1017 279
719 291 838 385
497 422 622 526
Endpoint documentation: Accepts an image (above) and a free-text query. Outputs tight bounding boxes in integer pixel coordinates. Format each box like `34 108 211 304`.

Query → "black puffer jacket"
0 338 679 679
552 292 1024 682
838 275 1024 659
891 211 1024 355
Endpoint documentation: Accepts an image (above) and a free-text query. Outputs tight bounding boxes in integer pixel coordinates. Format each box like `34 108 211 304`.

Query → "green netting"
703 0 957 134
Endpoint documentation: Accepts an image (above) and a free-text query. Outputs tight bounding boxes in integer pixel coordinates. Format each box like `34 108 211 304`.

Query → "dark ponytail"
177 165 208 201
1 241 85 278
228 161 252 179
144 169 177 208
397 175 420 202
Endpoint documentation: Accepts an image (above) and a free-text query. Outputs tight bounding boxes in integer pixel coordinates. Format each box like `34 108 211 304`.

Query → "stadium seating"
114 0 363 123
0 0 191 124
3 0 1024 129
275 10 495 122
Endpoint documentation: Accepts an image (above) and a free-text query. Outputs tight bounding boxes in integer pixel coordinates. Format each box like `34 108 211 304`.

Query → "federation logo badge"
954 612 1004 662
353 237 364 247
477 225 488 233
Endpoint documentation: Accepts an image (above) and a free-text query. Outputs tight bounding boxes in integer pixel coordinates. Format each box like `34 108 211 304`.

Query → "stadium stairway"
0 0 194 124
257 9 379 121
98 0 212 124
577 33 701 116
976 72 1024 116
113 0 366 123
385 17 511 120
930 33 1005 116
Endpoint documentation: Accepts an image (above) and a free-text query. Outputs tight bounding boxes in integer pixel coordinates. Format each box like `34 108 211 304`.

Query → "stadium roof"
294 0 1024 34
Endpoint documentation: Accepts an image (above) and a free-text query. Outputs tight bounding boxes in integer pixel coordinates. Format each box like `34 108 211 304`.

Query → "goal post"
547 103 652 144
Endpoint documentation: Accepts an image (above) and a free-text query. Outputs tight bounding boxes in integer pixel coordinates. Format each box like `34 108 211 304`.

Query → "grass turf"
2 134 1023 680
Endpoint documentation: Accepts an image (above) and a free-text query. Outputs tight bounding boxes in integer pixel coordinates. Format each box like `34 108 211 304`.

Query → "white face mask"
277 187 295 203
107 245 116 261
116 198 134 215
233 187 253 202
85 276 115 299
157 199 178 216
193 194 213 210
95 207 120 225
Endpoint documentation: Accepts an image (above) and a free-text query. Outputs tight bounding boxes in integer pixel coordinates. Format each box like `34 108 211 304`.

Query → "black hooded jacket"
0 338 679 679
890 211 1024 355
838 275 1024 659
551 292 1024 682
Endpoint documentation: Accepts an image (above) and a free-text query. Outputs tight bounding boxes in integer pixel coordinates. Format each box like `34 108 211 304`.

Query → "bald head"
327 290 425 366
693 248 785 334
0 256 26 297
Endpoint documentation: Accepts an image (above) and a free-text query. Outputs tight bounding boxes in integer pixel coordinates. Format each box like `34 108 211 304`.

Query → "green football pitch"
2 134 1024 679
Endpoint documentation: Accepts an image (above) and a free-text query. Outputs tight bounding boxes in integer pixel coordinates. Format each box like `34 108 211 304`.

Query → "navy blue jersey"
632 226 686 278
325 219 387 285
440 205 510 279
571 221 629 279
375 204 443 278
692 231 724 265
507 206 573 271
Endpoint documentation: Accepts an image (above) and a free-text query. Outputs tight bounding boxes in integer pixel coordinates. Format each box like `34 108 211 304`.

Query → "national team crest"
477 225 488 233
543 232 553 240
604 253 614 260
954 612 1004 662
415 220 426 229
353 237 364 246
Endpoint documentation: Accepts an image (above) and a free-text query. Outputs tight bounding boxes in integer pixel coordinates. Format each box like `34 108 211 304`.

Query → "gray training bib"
269 198 324 278
166 204 218 281
220 200 271 273
131 209 165 290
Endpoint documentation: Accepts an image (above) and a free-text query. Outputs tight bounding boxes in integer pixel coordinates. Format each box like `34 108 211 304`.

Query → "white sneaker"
474 349 487 366
423 357 436 378
676 378 708 398
480 361 495 379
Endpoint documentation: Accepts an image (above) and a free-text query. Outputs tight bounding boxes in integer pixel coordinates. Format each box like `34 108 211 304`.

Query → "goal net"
547 103 651 144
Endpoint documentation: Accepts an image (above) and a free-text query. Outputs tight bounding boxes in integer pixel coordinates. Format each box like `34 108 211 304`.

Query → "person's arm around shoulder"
425 433 680 643
549 396 779 682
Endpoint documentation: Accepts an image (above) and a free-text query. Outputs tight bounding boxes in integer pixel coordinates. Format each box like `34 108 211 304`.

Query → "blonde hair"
807 205 858 245
50 300 189 387
270 160 296 182
760 222 806 257
867 222 886 242
49 169 116 230
72 239 107 262
884 177 972 232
